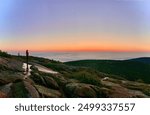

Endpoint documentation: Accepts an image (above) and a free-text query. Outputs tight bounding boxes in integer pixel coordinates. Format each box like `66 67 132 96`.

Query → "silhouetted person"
26 50 29 72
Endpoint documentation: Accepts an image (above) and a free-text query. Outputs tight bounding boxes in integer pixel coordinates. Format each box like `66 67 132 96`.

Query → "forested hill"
65 58 150 83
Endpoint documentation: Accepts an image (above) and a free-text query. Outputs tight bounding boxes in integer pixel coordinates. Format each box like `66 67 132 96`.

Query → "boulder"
65 83 97 98
0 79 10 86
53 74 68 87
23 81 40 98
11 81 31 98
90 86 110 98
44 76 59 89
30 72 47 86
35 85 62 98
0 71 24 86
0 91 7 98
107 86 132 98
7 59 24 72
0 83 12 97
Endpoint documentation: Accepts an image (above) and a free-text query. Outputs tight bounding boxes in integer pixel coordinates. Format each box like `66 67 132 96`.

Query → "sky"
0 0 150 52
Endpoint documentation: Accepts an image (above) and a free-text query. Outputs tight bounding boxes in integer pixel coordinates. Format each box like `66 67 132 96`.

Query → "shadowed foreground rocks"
65 83 97 97
0 56 150 98
0 91 7 98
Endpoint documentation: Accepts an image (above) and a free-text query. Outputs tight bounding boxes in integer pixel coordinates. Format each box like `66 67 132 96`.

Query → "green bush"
0 50 11 58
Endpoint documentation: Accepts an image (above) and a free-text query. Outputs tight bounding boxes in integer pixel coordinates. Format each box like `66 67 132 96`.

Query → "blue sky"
0 0 150 51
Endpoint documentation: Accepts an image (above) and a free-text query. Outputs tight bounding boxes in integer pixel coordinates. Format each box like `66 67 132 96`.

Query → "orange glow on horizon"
4 46 150 53
1 34 150 53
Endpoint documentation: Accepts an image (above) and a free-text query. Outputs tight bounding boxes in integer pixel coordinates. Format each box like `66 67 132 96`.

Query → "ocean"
12 51 150 62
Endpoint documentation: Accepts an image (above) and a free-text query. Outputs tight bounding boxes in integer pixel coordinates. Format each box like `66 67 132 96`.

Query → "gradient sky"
0 0 150 52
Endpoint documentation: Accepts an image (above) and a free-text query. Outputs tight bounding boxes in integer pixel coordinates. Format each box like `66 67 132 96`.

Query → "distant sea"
9 51 150 62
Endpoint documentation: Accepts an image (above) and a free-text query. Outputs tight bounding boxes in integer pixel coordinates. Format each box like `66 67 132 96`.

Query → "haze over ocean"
8 51 150 62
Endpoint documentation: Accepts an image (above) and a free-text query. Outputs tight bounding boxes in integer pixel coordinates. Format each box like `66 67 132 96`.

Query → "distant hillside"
65 59 150 83
127 57 150 64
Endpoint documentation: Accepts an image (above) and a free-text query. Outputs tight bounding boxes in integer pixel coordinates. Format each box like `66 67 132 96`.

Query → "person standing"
26 50 29 72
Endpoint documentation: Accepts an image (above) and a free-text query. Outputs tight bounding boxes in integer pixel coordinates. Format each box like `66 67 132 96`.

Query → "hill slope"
65 59 150 83
128 57 150 64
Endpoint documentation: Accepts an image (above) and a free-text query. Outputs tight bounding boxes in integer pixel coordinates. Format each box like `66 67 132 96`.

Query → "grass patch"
65 71 101 86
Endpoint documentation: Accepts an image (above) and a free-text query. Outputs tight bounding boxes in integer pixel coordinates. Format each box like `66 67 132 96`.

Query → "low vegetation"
0 50 11 58
65 60 150 83
64 71 101 86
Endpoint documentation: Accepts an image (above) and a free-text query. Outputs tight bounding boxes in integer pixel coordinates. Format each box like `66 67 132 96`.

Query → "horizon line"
4 49 150 53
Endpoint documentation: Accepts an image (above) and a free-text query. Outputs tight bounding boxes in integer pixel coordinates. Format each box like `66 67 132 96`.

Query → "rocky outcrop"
43 76 59 89
65 83 98 98
30 72 47 86
35 85 62 98
0 57 23 72
0 72 24 86
0 91 7 98
11 81 28 98
23 81 40 98
0 83 12 97
0 79 10 86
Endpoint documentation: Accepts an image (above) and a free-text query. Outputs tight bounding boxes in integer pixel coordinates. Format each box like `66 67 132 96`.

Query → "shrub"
0 50 11 58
